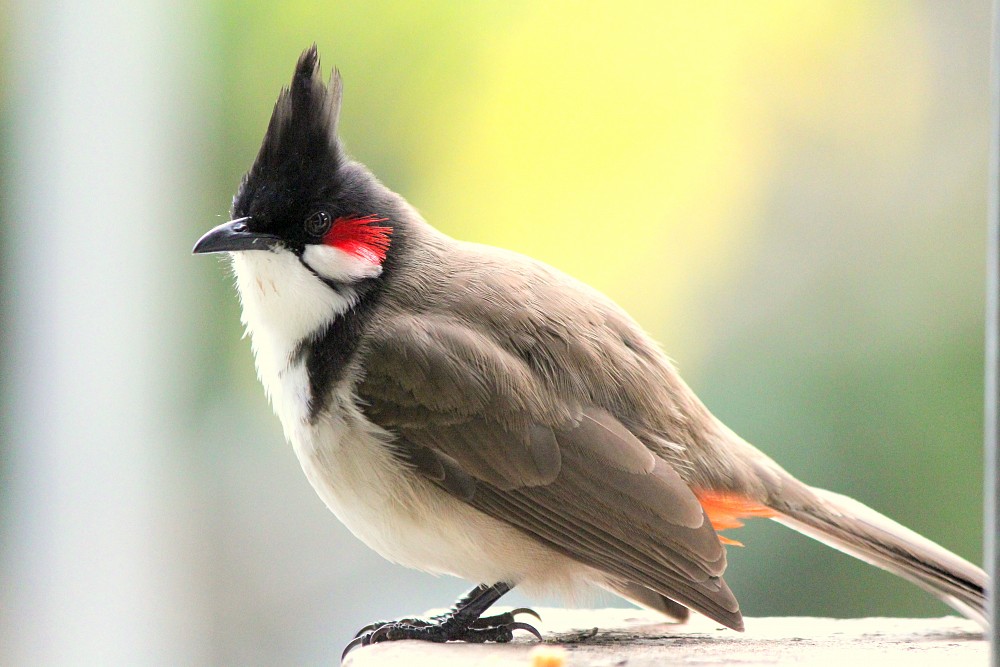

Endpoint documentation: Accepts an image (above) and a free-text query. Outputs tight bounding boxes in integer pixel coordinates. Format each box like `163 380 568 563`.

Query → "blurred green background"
0 1 990 665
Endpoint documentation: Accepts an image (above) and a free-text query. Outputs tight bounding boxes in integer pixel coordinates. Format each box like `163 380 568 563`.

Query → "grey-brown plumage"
356 216 987 630
194 46 988 651
357 238 747 628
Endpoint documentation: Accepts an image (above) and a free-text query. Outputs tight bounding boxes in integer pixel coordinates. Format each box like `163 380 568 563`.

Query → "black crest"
233 45 345 224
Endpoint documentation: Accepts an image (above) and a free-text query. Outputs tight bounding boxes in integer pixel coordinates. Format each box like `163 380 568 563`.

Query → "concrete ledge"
343 608 985 666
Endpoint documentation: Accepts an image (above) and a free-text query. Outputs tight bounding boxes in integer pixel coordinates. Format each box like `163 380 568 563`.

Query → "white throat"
231 249 358 408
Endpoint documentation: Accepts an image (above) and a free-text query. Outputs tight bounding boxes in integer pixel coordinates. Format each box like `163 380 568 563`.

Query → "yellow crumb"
528 644 567 667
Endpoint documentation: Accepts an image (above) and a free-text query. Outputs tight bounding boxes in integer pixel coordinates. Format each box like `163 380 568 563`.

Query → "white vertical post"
988 2 1000 665
2 1 209 664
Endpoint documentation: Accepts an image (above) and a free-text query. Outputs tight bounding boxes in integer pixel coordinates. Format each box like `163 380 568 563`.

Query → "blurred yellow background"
0 1 990 665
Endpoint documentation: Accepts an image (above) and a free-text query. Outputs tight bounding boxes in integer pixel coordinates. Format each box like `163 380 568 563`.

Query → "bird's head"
193 45 397 291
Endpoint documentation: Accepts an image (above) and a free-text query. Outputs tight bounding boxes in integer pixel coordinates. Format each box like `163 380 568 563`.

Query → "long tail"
769 482 987 626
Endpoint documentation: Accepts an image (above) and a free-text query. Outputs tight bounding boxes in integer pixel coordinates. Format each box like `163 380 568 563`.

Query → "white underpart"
230 247 596 594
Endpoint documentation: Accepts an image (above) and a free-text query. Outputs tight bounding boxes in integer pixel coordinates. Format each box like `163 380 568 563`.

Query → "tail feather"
771 484 987 627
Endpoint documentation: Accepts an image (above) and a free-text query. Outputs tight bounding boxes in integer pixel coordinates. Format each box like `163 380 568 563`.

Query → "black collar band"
297 254 351 296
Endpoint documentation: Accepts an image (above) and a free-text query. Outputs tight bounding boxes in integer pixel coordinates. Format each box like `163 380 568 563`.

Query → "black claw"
510 607 543 622
352 623 378 639
341 636 365 661
368 625 392 643
509 621 544 641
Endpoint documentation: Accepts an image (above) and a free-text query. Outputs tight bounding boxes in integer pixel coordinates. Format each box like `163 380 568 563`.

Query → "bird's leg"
343 582 541 658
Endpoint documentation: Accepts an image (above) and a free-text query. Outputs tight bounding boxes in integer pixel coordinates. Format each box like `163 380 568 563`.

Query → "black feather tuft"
255 45 343 177
232 46 345 228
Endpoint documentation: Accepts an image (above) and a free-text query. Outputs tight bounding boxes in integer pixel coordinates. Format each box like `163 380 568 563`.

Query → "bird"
193 46 987 656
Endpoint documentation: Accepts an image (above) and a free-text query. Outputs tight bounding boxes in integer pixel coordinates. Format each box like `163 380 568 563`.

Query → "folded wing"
358 313 744 630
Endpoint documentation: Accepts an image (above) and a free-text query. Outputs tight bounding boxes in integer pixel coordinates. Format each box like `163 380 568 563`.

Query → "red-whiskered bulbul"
193 47 987 655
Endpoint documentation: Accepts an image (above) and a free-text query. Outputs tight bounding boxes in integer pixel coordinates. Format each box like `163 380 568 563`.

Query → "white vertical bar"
988 2 1000 664
2 1 209 665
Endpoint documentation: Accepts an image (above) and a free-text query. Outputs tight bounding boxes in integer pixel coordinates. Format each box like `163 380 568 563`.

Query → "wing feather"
359 314 743 630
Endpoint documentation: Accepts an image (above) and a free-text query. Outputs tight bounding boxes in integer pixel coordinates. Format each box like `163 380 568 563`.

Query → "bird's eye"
304 211 333 237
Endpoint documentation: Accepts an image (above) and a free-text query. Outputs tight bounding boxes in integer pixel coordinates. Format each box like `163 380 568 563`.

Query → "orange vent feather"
694 489 776 547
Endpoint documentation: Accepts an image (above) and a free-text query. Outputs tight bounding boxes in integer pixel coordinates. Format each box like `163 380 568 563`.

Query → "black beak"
192 217 282 254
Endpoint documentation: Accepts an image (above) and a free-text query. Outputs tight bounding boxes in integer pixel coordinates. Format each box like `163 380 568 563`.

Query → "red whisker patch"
323 215 392 264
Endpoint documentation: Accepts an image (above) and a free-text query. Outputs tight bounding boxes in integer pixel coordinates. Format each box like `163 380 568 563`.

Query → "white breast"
230 249 595 593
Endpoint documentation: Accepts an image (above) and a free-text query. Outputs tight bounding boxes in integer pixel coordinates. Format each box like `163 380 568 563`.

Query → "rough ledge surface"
342 608 985 667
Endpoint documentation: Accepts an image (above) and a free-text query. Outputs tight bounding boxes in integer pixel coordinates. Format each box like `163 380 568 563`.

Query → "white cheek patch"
301 244 383 283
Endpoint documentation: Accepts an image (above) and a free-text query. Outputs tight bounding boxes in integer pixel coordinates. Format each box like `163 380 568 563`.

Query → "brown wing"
358 313 743 630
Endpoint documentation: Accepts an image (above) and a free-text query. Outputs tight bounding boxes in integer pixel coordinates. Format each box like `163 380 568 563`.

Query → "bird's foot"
343 608 541 658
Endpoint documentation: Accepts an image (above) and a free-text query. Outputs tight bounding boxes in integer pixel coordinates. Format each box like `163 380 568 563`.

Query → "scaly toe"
471 607 542 629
